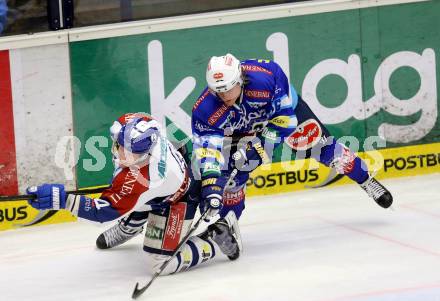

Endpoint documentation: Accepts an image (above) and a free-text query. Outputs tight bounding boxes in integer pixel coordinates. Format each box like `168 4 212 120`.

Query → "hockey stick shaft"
0 186 110 202
131 168 238 299
132 210 209 299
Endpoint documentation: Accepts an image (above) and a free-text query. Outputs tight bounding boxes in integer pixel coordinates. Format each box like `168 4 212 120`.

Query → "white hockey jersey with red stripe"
67 135 190 223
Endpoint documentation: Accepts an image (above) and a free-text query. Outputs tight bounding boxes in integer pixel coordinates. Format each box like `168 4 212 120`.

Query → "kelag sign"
71 1 440 189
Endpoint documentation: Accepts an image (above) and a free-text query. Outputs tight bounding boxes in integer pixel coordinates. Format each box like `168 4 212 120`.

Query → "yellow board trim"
1 143 439 230
0 189 103 231
246 142 440 196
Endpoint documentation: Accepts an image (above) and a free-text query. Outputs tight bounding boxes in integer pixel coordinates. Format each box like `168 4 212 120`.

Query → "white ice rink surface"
1 174 440 301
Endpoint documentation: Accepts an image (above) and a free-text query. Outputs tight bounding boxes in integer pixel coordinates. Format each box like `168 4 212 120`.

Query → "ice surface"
1 174 440 301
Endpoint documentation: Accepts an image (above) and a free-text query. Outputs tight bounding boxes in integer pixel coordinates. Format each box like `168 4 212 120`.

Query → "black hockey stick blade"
132 282 143 299
0 185 110 202
132 277 156 299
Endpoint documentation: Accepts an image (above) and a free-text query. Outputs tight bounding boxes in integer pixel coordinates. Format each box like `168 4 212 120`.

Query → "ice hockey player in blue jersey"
26 112 242 276
192 53 393 225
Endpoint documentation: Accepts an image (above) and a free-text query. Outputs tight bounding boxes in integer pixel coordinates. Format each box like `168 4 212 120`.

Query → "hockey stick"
131 209 209 299
0 186 110 202
131 168 238 299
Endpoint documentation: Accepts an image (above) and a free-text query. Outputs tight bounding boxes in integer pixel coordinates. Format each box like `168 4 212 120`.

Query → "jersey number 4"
94 199 111 210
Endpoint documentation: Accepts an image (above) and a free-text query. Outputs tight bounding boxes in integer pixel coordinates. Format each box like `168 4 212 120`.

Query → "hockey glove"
200 176 228 222
232 137 272 172
26 184 67 210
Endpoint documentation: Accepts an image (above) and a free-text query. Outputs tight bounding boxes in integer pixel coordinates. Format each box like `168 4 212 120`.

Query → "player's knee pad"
143 202 193 256
181 236 216 269
146 236 216 275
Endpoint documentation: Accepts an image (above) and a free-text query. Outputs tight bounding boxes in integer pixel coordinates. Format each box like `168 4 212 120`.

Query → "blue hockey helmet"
117 117 160 154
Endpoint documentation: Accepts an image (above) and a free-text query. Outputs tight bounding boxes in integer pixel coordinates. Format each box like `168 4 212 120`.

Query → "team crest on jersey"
219 103 269 134
286 119 323 151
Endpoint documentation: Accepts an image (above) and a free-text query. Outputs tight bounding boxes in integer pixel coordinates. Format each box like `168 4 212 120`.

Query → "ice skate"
96 220 143 249
198 211 242 260
360 176 393 208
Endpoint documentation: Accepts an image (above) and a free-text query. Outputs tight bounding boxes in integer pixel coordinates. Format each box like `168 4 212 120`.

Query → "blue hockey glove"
26 184 67 210
232 137 271 172
200 176 228 222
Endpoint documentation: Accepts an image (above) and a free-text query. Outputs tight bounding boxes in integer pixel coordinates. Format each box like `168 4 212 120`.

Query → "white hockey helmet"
206 53 243 93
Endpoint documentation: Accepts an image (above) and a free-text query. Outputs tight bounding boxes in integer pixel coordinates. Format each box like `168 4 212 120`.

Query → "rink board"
1 142 439 230
69 0 440 189
0 0 439 230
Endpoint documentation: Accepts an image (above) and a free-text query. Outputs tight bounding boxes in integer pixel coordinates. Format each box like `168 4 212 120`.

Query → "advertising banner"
0 201 77 231
247 142 440 196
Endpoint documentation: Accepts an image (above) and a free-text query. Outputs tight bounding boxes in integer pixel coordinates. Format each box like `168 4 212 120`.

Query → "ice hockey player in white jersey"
26 112 242 275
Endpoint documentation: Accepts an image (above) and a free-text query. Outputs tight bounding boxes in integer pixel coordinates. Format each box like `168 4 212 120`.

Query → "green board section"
70 0 440 188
